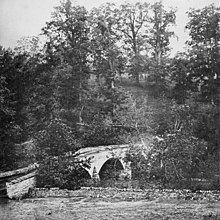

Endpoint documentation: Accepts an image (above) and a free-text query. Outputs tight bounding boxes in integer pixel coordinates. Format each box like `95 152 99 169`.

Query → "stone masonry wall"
29 187 220 202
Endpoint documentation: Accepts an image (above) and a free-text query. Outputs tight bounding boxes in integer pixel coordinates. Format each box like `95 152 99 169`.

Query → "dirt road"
1 196 220 220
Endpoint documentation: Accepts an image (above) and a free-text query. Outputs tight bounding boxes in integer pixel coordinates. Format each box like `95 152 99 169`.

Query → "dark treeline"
0 0 219 189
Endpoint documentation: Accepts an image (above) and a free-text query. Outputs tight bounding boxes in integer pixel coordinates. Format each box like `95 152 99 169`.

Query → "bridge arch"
75 145 132 180
99 158 124 180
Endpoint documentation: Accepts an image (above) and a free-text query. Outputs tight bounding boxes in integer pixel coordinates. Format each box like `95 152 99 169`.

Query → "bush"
148 134 208 187
35 118 90 189
36 155 91 190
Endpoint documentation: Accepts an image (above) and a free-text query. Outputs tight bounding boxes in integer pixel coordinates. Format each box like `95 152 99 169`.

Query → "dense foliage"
0 1 219 189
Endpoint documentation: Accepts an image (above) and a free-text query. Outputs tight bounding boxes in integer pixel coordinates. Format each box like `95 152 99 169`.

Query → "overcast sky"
0 0 219 55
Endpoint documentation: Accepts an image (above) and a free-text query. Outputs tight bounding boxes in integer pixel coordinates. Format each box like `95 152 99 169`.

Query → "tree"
184 4 220 154
20 1 93 188
89 5 124 89
0 47 22 170
147 1 176 95
149 1 176 66
91 2 150 85
186 4 220 105
169 53 197 104
115 2 150 84
14 36 44 58
40 0 90 123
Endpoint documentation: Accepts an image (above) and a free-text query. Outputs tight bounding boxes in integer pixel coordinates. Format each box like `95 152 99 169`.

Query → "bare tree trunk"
109 59 115 89
78 65 83 124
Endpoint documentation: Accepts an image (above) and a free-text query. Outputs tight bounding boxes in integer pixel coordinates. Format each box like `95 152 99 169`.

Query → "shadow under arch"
99 158 124 180
75 166 92 187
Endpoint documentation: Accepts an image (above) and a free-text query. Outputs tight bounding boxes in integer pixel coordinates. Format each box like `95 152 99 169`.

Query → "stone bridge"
74 145 132 180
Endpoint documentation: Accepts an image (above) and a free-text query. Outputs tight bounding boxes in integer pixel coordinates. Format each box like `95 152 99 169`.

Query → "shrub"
35 118 90 189
147 133 208 187
36 155 91 189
